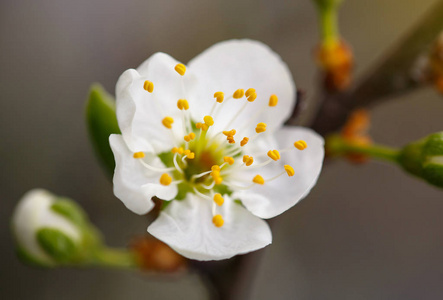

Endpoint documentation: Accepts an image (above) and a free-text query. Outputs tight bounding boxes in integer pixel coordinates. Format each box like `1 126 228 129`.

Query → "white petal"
115 53 198 153
148 193 272 261
110 134 177 215
232 127 324 219
188 39 296 137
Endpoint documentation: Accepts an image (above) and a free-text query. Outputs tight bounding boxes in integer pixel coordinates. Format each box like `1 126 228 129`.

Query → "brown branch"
310 0 443 136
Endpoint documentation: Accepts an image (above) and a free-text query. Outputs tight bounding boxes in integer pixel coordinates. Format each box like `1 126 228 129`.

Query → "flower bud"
399 132 443 188
11 189 99 267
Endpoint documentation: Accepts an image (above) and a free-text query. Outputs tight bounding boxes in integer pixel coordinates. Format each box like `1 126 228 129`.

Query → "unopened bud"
399 132 443 188
11 189 99 267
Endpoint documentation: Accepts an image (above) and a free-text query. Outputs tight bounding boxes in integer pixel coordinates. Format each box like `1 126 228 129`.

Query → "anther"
174 64 186 76
162 117 174 129
184 132 196 142
223 156 235 165
171 147 184 154
269 94 278 107
133 152 145 159
196 122 209 131
284 165 295 177
252 175 265 185
267 150 281 161
211 165 220 172
214 92 224 103
212 215 224 227
183 149 195 159
294 140 308 150
213 193 224 206
177 99 189 110
223 129 236 137
242 155 254 166
245 88 257 102
255 122 267 133
160 173 172 186
233 89 245 99
227 136 235 144
143 80 154 93
240 137 249 147
204 115 214 127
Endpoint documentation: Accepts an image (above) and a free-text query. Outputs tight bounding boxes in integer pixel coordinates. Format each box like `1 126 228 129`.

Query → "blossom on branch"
110 40 325 260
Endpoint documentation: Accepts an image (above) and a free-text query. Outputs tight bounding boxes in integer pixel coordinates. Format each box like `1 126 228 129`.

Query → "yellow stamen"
269 94 278 107
294 140 308 150
196 122 208 131
160 173 172 186
214 92 224 103
245 88 255 97
204 115 214 127
212 215 224 227
171 147 184 154
284 165 295 177
246 92 257 102
162 117 174 129
253 175 265 185
174 63 186 76
242 155 254 166
223 156 235 165
184 132 196 142
183 149 195 159
214 176 223 185
240 137 249 147
211 165 220 172
223 129 236 137
227 136 235 144
143 80 154 93
177 99 189 110
133 152 145 159
267 150 281 161
213 193 224 206
255 122 267 133
233 89 245 99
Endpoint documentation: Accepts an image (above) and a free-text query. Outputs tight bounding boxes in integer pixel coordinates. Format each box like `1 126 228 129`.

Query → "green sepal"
15 245 54 268
312 0 343 9
36 228 78 263
399 132 443 188
86 84 121 178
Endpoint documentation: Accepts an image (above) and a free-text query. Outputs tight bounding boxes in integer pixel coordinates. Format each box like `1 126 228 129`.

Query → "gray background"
1 0 443 299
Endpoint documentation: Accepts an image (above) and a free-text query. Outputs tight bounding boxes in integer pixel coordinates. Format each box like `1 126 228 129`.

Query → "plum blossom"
110 40 324 260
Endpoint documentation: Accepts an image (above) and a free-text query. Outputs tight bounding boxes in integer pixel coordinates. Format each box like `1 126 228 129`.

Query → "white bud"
12 189 81 266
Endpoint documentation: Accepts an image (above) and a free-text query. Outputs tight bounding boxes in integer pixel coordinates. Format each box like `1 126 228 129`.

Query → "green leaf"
86 84 121 177
36 228 78 263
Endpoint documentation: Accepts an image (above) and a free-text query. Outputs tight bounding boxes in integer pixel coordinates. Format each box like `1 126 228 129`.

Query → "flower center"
133 63 308 227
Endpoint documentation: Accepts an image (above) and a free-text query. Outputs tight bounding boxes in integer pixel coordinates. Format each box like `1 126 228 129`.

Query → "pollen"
269 94 278 107
243 155 254 166
255 122 267 133
240 137 249 147
143 80 154 93
214 92 224 103
294 140 308 150
213 193 224 206
160 173 172 186
184 132 196 142
174 63 186 76
223 129 236 137
162 117 174 129
245 88 257 102
133 152 145 159
184 149 195 159
253 175 265 185
267 150 281 161
196 122 209 131
284 165 295 177
212 214 224 227
233 89 245 99
204 115 214 127
224 156 235 165
172 147 184 154
177 99 189 110
227 136 235 144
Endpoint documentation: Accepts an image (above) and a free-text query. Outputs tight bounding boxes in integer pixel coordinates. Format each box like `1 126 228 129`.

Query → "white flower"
11 189 82 266
110 40 325 260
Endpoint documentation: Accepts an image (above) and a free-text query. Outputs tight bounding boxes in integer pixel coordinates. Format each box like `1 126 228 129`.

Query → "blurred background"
2 0 443 299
